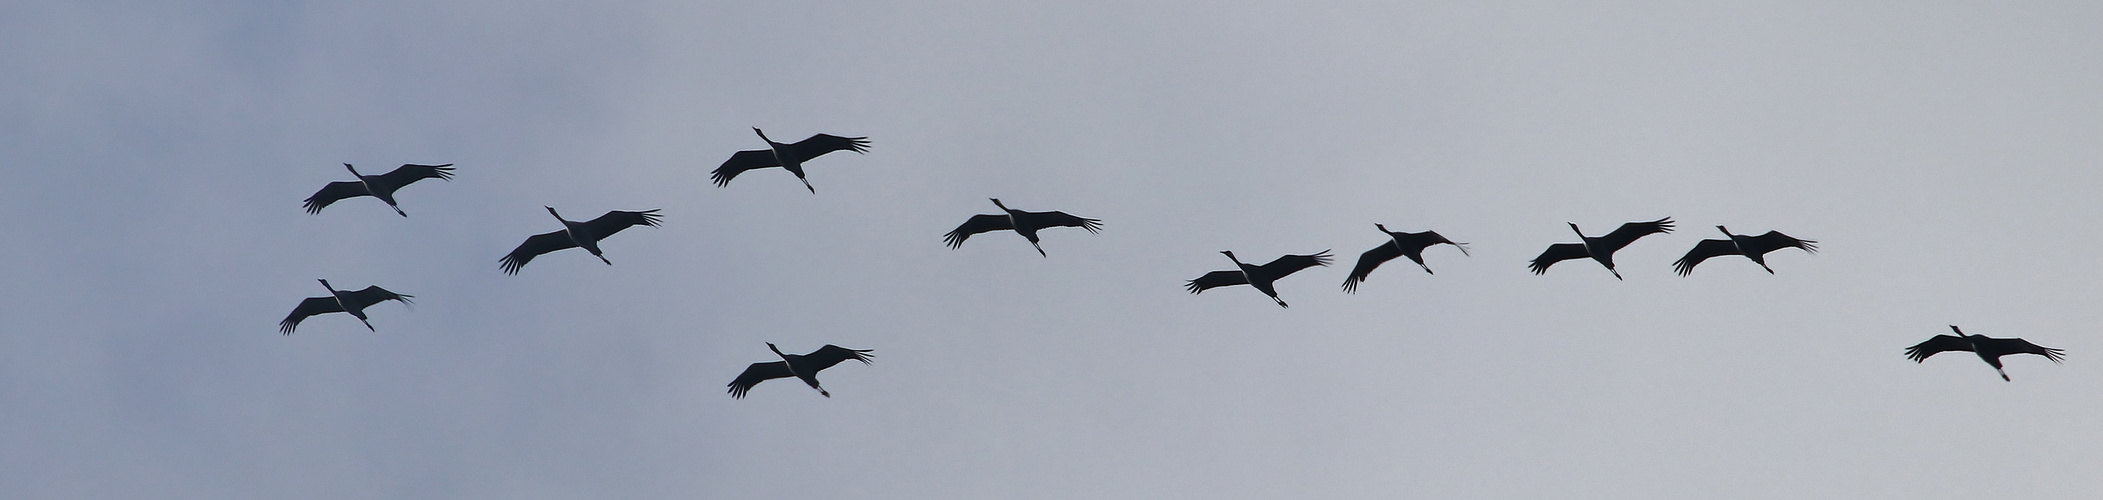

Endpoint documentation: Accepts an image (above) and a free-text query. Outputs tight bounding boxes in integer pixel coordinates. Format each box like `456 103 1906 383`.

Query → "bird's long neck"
545 207 569 225
342 163 362 177
753 128 777 146
1567 223 1588 240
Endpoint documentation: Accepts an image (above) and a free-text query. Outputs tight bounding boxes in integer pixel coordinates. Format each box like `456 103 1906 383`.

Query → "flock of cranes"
281 128 2069 398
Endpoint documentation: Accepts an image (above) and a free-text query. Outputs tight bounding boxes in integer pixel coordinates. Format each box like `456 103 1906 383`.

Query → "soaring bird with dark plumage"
1528 217 1675 279
279 279 413 334
303 163 455 216
1187 250 1333 308
942 198 1102 256
727 343 875 399
1905 325 2065 381
1672 226 1817 276
499 207 663 274
1342 224 1469 293
711 128 869 193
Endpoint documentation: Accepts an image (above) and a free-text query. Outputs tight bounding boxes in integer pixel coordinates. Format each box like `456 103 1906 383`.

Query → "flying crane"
711 128 870 193
942 198 1103 256
303 163 455 216
500 207 663 274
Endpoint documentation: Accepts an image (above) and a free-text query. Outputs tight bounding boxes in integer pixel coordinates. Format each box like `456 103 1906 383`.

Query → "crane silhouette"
279 279 412 334
1187 250 1333 308
500 207 663 274
1342 224 1469 293
1672 226 1817 276
1528 217 1675 279
728 343 875 399
1905 325 2065 381
711 128 869 193
942 198 1103 256
303 163 455 216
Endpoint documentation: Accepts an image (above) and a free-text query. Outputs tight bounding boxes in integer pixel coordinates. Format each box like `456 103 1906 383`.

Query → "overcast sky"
5 1 2103 498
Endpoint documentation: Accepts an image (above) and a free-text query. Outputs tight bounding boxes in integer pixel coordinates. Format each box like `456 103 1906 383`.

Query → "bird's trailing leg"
1997 368 2011 382
1032 241 1046 258
390 204 407 217
799 176 815 194
596 254 613 266
1272 296 1289 308
1609 268 1623 280
359 317 376 332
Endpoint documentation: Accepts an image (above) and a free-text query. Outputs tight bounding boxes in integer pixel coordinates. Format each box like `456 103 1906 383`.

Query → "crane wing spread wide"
943 214 1015 248
1598 217 1675 253
1016 210 1103 233
1186 270 1249 293
1343 243 1405 293
727 361 795 399
803 345 876 372
373 164 456 189
1903 335 1972 362
500 231 579 274
1672 239 1740 276
340 286 412 310
1746 231 1818 255
712 150 781 186
582 209 664 238
1979 337 2067 363
1528 243 1590 274
303 181 370 214
280 296 346 334
1258 251 1333 278
784 134 870 164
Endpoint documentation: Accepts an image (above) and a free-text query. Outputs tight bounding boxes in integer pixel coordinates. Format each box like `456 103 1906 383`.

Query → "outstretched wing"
785 134 870 164
1904 335 1973 362
339 286 413 310
1186 270 1248 293
500 230 577 275
1015 210 1103 233
280 296 345 334
583 209 664 239
1528 243 1589 274
1258 251 1333 279
802 345 876 372
1979 337 2066 364
1744 231 1818 256
1598 217 1675 253
374 164 455 191
303 181 370 214
1342 243 1404 293
727 361 794 399
943 214 1014 249
1672 239 1740 276
712 149 781 187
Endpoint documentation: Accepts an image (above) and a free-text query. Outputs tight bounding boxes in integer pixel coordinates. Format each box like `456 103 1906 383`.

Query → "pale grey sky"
5 1 2103 498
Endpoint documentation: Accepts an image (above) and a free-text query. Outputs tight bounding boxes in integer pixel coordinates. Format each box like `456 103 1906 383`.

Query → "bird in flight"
1187 250 1333 308
728 343 875 399
711 128 869 193
942 198 1103 256
1905 325 2065 381
500 207 663 274
303 163 455 216
1342 224 1469 293
1528 217 1675 279
280 279 413 334
1671 226 1817 276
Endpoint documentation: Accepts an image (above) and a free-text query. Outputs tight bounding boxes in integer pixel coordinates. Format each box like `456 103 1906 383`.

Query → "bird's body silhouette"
1187 250 1333 308
711 128 869 193
943 198 1102 256
1529 217 1675 279
280 279 412 334
1342 224 1469 293
304 163 455 216
1905 325 2065 381
500 207 663 274
1672 226 1817 276
728 343 875 398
